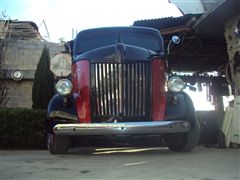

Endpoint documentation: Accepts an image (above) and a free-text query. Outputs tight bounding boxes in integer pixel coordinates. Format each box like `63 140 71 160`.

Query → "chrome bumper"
53 121 191 136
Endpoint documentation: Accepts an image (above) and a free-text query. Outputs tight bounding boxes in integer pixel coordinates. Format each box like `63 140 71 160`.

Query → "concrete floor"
0 146 239 180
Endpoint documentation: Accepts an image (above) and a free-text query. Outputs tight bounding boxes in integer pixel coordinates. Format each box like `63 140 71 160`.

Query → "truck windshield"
74 29 162 55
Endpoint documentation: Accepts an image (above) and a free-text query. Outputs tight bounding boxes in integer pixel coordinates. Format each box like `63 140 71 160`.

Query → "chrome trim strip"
53 121 191 136
49 111 78 122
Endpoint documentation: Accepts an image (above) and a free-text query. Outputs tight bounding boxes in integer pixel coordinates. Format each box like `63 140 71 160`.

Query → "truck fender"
165 92 196 127
47 94 78 121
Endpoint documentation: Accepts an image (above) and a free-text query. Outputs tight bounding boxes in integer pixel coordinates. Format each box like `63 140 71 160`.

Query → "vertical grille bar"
109 64 114 115
143 62 146 115
139 63 143 115
105 63 109 115
115 64 120 114
129 63 132 116
101 63 107 115
113 64 117 115
123 64 126 115
126 64 130 115
98 64 104 115
132 63 136 115
135 63 139 115
118 64 122 114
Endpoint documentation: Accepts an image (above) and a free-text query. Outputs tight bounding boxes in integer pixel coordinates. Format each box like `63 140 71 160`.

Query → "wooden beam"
160 25 191 35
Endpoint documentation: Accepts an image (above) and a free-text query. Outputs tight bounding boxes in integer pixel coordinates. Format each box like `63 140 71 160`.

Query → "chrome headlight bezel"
55 79 73 96
167 76 186 92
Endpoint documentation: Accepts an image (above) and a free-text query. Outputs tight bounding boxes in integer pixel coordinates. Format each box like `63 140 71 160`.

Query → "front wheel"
164 120 200 152
47 133 70 154
164 92 200 152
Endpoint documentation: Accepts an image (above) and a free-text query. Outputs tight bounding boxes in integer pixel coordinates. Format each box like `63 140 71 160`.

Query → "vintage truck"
47 26 200 154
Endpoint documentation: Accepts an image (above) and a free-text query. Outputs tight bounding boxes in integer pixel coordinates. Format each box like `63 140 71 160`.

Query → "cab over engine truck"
47 27 200 154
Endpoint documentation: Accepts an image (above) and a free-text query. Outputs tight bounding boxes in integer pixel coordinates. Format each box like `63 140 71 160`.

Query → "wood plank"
160 25 190 35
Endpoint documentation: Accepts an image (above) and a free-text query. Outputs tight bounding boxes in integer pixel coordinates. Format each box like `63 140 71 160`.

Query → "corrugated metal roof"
133 14 202 30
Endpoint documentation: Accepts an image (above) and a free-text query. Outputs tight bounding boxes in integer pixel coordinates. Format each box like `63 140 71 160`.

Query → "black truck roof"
73 26 164 55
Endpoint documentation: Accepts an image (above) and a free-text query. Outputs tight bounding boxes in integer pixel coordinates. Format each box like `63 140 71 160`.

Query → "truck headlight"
55 79 73 96
167 76 185 92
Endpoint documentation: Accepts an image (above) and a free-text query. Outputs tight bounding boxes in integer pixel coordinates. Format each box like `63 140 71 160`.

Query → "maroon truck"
47 27 200 154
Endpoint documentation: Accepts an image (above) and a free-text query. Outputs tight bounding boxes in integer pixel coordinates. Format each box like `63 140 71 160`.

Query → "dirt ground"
0 146 239 180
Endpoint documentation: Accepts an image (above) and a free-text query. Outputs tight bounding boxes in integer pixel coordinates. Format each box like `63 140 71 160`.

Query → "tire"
164 120 200 152
47 133 70 154
164 92 200 152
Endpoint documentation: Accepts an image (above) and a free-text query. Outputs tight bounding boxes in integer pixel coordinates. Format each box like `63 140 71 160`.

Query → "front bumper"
53 121 191 136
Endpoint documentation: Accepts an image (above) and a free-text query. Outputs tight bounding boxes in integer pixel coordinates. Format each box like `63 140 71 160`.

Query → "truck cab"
47 27 200 154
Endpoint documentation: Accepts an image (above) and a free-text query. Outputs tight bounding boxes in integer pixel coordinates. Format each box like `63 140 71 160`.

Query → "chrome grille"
91 62 151 121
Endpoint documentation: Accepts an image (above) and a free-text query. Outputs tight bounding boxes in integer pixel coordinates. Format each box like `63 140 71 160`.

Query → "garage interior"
133 0 240 147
